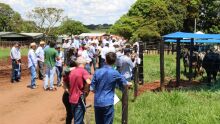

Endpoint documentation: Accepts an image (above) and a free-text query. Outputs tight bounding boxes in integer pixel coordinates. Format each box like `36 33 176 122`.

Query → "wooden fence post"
189 38 194 83
160 39 165 90
176 39 181 87
133 64 139 100
122 86 128 124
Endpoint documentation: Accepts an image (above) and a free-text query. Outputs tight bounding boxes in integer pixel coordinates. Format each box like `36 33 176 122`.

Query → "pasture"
1 49 220 124
0 47 29 60
114 54 220 124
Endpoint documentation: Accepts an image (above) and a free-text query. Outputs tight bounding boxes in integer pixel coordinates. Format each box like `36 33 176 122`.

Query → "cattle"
202 50 220 86
181 49 203 78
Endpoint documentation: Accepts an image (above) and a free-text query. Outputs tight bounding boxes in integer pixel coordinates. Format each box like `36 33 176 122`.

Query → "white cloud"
0 0 137 25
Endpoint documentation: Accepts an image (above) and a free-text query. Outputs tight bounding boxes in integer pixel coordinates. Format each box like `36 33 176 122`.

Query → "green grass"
0 47 29 60
143 54 188 83
113 54 220 124
114 89 220 124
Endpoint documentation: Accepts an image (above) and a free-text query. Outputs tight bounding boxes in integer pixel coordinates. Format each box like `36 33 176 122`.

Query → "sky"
0 0 137 25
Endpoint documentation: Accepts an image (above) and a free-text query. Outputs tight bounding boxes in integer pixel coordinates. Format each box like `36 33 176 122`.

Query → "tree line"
0 3 92 37
109 0 220 42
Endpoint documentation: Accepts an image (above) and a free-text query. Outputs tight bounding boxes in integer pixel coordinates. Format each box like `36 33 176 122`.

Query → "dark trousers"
71 99 85 124
38 61 44 79
62 91 73 124
95 105 114 124
11 60 20 81
64 49 68 65
90 58 97 71
56 66 63 85
100 58 106 68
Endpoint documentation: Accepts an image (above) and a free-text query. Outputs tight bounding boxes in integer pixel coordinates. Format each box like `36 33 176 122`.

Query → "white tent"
79 33 108 37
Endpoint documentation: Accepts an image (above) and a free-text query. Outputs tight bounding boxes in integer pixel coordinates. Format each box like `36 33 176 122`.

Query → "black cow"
181 50 202 77
202 51 220 86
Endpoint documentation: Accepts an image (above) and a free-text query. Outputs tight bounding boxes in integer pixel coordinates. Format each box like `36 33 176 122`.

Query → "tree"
0 3 18 31
198 0 220 33
58 19 89 36
28 7 64 35
9 12 23 32
20 21 38 32
110 0 180 41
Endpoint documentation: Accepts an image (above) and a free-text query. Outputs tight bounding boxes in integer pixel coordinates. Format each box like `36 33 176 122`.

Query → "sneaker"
31 85 37 89
49 87 57 91
44 86 49 91
15 79 20 82
57 83 62 87
11 79 14 83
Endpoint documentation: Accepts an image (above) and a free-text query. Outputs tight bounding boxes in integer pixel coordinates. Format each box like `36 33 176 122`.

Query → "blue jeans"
44 66 55 89
71 99 85 124
56 66 63 85
95 105 114 124
30 66 36 86
11 60 20 81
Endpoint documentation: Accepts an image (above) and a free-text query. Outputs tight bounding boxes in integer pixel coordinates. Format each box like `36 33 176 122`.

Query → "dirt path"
0 76 94 124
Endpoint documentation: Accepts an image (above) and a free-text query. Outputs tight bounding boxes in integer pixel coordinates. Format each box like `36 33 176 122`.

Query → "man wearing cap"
55 44 64 87
28 42 38 89
68 57 91 124
10 42 21 83
36 41 45 80
44 41 60 91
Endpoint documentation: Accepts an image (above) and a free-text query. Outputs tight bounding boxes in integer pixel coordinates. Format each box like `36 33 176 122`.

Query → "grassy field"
114 54 220 124
0 47 29 60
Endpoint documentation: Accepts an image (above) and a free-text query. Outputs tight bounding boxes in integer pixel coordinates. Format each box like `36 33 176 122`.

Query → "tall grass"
143 54 187 83
113 54 220 124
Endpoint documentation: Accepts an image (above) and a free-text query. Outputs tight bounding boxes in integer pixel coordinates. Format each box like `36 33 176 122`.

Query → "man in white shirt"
28 42 37 89
82 45 92 73
100 43 110 67
62 39 70 65
10 42 21 83
35 41 45 80
73 36 80 49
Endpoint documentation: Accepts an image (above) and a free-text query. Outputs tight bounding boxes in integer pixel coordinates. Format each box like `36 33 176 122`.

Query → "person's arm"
35 48 40 56
116 73 132 91
128 58 135 69
55 51 60 61
83 71 92 97
90 73 96 93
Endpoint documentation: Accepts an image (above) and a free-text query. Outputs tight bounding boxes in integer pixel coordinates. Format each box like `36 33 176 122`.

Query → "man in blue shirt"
90 52 131 124
28 42 37 89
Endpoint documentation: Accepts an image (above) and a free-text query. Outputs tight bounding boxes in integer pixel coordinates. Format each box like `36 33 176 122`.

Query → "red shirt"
68 67 90 104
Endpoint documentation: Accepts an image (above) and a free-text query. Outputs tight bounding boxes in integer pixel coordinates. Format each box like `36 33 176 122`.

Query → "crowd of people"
10 36 141 124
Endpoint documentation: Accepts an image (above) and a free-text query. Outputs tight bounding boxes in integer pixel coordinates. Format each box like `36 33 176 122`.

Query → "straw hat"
30 42 36 47
76 57 87 64
84 44 90 49
40 41 45 45
56 44 62 48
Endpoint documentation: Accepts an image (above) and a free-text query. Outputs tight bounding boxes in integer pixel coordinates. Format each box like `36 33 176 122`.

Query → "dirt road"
0 76 94 124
